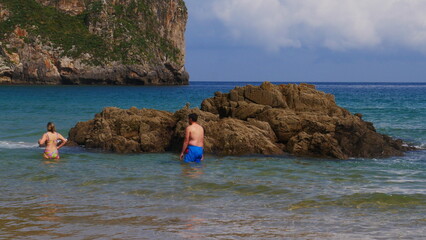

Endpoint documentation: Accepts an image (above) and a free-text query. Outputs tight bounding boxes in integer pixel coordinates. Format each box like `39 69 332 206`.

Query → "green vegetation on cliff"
0 0 183 65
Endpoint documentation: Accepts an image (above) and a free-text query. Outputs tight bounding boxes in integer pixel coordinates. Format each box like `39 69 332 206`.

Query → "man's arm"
180 127 190 160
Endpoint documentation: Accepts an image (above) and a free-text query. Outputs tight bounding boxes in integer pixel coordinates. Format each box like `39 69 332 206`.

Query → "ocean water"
0 82 425 239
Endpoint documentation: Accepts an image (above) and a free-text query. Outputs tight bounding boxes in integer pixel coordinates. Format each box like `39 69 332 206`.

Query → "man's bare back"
180 113 204 162
187 123 204 147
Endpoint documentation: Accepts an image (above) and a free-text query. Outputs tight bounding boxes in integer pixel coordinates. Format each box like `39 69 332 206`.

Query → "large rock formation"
201 82 414 159
0 0 188 85
68 105 284 155
69 107 176 153
68 82 415 159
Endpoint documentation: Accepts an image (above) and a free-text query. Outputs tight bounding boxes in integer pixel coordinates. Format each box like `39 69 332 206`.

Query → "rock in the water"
170 107 283 155
200 82 414 159
69 107 176 153
68 82 415 159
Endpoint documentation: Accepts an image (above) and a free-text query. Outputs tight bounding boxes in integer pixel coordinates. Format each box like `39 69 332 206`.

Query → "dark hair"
188 113 198 122
47 122 56 133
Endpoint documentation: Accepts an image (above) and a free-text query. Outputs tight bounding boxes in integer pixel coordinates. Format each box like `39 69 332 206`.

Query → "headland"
0 0 188 85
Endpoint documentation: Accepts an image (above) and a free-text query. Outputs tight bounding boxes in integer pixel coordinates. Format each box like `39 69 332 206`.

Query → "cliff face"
0 0 189 85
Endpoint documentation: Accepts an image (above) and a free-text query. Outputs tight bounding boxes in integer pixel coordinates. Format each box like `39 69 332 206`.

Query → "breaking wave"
0 141 38 149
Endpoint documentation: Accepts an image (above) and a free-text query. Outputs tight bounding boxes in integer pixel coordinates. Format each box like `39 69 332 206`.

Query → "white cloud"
189 0 426 52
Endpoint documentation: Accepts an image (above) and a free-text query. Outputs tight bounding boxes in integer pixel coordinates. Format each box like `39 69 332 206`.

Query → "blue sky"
184 0 426 82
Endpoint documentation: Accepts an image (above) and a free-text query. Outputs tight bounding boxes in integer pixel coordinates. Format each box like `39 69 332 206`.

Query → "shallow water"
0 82 425 239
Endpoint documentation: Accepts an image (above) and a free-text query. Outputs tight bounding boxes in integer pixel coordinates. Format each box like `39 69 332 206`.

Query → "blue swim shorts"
184 145 204 163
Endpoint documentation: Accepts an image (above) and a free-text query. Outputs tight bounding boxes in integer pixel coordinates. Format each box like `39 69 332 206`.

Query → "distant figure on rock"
180 113 204 163
38 122 67 159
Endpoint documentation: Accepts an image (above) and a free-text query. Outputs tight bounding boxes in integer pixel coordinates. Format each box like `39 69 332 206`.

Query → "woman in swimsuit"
38 122 67 159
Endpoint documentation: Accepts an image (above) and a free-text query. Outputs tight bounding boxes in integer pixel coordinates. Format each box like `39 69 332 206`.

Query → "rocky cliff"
0 0 188 85
68 82 415 159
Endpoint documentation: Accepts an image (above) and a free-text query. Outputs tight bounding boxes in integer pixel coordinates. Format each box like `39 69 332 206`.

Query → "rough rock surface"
170 107 284 155
68 82 415 159
0 0 188 85
69 107 176 153
69 105 284 155
201 82 414 159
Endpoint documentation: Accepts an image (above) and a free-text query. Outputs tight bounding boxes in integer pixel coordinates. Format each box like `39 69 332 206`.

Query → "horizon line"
189 80 426 84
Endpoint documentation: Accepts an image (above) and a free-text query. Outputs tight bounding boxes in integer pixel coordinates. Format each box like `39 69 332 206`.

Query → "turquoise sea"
0 82 425 239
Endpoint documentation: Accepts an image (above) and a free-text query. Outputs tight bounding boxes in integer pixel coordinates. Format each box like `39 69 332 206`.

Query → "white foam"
0 141 38 149
403 141 426 150
413 143 426 150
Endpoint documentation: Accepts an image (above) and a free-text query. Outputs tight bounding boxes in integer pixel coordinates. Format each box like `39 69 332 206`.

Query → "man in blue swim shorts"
180 113 204 163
